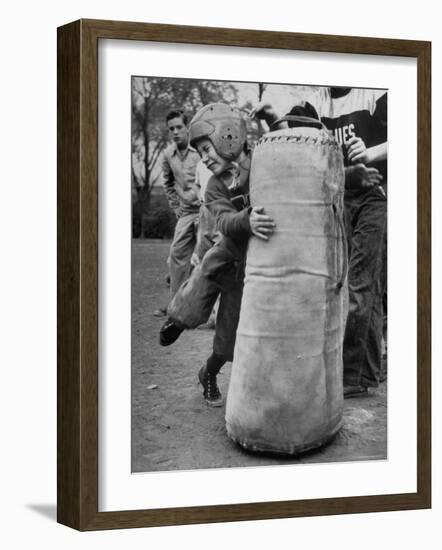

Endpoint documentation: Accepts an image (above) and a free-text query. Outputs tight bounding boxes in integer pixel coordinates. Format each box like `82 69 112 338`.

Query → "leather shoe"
159 319 184 346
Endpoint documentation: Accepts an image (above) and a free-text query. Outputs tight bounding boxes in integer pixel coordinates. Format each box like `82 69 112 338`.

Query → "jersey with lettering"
311 87 387 182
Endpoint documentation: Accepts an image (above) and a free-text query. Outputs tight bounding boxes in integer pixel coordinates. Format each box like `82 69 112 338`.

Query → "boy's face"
196 138 231 176
167 116 189 149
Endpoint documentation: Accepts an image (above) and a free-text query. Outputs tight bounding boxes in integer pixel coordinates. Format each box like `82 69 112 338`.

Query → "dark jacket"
204 173 251 263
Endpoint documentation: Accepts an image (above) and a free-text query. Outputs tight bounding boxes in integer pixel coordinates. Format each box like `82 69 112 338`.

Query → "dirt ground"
131 239 387 473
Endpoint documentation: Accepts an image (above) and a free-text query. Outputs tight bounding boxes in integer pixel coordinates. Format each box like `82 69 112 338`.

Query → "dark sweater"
204 174 251 262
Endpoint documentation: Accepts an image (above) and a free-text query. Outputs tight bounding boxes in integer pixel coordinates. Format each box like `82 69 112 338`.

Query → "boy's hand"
174 205 184 219
250 206 276 240
345 164 383 191
346 136 368 164
249 101 279 126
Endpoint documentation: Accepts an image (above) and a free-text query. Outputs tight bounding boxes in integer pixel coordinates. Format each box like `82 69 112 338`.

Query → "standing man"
311 87 387 398
252 86 387 398
154 109 201 316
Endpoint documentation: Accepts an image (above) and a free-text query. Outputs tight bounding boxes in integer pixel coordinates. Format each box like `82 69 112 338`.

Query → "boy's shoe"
159 319 184 346
198 366 223 407
343 384 369 399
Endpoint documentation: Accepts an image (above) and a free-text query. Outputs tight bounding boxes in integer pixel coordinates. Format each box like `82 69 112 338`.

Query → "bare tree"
131 77 239 237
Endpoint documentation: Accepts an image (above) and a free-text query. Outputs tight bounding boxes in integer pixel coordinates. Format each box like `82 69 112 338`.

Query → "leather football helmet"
189 103 247 160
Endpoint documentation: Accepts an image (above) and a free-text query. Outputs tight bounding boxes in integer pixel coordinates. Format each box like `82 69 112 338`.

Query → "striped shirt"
311 87 387 181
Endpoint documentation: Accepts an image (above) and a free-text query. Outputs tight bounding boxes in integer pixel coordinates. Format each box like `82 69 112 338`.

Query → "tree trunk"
143 96 150 193
138 96 153 237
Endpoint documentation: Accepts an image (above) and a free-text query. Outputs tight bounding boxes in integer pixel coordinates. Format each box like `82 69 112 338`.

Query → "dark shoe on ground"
198 366 223 407
153 307 167 317
344 384 369 399
159 319 184 346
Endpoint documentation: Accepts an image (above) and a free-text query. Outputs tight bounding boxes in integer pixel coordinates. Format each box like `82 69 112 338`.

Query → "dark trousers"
168 242 244 362
343 185 387 387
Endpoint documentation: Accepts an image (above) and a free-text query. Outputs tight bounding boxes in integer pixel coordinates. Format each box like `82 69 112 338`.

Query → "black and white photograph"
131 77 388 473
1 0 437 541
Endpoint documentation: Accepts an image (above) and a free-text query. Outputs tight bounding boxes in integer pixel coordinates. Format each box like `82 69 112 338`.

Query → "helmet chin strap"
228 163 240 191
218 163 237 190
227 156 250 191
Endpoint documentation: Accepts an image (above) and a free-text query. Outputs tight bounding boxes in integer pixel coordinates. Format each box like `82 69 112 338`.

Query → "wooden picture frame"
57 18 431 531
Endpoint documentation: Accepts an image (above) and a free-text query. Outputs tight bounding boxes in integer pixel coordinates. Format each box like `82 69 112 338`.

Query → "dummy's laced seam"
256 134 340 149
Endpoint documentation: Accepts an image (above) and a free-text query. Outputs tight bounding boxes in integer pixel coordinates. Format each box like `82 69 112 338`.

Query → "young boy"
159 103 276 406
